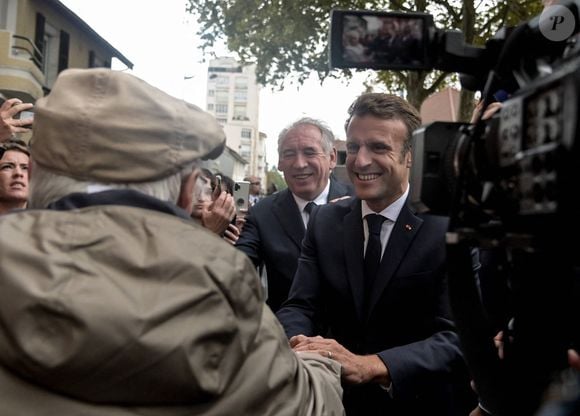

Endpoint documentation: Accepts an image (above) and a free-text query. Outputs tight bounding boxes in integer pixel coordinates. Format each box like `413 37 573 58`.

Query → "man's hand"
1 98 34 142
470 101 502 123
223 223 240 245
234 208 248 233
329 196 351 203
201 191 235 235
290 334 390 386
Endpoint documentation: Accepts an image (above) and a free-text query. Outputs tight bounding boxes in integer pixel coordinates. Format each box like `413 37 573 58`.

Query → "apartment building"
206 57 267 182
0 0 132 103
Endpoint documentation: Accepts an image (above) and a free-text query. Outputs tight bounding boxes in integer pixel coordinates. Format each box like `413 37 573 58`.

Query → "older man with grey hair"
236 117 353 312
0 68 344 415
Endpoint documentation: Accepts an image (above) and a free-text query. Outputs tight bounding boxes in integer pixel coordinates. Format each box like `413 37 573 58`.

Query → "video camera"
330 5 580 245
330 3 580 415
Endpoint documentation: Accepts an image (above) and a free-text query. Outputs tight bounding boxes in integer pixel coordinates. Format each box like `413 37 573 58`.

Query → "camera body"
330 3 580 248
411 60 580 247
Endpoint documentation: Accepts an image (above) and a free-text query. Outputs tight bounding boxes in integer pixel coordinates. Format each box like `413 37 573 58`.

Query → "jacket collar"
272 188 304 249
46 189 192 220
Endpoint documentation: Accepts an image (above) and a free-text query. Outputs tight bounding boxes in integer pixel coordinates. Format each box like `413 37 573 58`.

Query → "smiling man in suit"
235 117 353 312
277 93 471 415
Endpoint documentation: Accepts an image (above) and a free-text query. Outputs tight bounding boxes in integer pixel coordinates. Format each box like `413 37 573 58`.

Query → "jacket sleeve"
234 206 263 269
276 209 322 338
295 352 345 416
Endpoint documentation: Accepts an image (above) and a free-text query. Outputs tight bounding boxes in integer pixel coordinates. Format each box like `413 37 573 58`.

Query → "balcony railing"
12 35 43 69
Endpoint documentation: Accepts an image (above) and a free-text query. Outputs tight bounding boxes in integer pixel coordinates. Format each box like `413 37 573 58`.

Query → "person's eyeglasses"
250 182 260 185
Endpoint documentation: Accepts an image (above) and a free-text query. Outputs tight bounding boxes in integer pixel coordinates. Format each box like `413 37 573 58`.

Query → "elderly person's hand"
0 98 34 142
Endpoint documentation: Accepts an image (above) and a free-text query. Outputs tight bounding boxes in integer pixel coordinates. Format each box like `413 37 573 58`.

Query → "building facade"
0 0 132 103
205 57 267 182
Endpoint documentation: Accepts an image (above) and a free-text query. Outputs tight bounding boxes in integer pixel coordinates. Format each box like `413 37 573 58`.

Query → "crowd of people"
0 43 578 414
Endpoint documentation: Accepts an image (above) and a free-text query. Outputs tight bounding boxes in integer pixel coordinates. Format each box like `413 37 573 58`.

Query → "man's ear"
177 168 199 214
329 147 338 169
405 150 412 168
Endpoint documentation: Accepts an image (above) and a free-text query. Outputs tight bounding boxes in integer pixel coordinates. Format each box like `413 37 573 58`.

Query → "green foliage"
187 0 543 113
266 166 287 192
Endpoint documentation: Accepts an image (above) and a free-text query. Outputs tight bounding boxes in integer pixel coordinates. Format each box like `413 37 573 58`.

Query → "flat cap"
30 68 225 183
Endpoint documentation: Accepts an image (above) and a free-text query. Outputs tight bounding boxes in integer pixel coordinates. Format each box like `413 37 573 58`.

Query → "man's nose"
292 152 308 168
353 146 372 168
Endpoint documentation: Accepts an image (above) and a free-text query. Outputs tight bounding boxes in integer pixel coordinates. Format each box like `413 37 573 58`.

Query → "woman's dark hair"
200 168 217 191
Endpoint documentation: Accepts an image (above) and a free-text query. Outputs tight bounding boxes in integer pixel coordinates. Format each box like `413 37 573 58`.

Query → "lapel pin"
405 224 413 231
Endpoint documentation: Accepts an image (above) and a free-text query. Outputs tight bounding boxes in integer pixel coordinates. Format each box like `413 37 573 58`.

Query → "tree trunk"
458 89 476 122
457 0 477 122
404 71 429 112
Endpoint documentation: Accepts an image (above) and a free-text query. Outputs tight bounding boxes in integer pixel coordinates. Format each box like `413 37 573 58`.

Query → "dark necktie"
304 201 317 215
303 202 317 229
364 214 386 309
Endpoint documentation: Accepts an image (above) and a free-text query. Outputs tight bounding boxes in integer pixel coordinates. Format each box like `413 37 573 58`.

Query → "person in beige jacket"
0 68 344 415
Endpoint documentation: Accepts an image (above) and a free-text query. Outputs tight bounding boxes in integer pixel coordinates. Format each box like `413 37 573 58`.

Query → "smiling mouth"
293 173 312 180
356 173 380 181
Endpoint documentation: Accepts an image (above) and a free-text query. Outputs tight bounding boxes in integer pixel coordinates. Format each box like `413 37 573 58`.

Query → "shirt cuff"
379 381 394 397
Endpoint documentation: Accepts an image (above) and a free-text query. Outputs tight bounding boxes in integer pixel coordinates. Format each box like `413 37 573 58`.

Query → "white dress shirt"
293 181 331 228
361 185 409 259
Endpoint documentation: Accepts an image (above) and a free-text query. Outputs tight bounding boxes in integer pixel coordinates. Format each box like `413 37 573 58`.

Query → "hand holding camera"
0 98 34 141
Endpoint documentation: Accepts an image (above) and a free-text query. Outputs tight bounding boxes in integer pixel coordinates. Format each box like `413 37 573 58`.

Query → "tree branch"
431 0 462 24
425 71 450 95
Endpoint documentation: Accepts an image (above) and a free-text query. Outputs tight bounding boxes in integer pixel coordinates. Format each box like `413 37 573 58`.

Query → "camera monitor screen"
329 10 432 70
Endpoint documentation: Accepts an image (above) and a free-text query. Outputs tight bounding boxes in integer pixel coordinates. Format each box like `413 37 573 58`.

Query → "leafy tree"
266 165 287 193
188 0 541 120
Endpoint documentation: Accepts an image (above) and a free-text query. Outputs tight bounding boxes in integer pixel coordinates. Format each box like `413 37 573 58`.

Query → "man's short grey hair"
277 117 335 155
28 162 196 209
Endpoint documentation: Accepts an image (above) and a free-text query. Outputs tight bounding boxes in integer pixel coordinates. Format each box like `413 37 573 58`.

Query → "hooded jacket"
0 190 344 415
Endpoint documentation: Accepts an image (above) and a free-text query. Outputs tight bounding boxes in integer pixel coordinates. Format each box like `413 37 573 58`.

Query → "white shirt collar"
292 180 331 213
360 184 409 222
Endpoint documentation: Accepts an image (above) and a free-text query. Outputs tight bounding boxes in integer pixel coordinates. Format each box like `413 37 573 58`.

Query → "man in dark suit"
235 117 353 312
277 93 472 415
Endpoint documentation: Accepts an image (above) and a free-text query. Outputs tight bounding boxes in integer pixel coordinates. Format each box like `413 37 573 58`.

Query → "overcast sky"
59 0 371 167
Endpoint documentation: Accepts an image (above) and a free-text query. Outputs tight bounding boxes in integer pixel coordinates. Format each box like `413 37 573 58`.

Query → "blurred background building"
205 56 267 183
0 0 132 104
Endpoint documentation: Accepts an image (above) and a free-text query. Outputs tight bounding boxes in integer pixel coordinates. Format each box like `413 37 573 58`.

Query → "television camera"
330 3 580 415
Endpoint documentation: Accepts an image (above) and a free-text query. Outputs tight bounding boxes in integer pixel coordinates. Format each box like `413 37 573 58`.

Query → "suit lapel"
272 180 350 250
272 189 305 249
367 205 424 316
343 198 366 321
